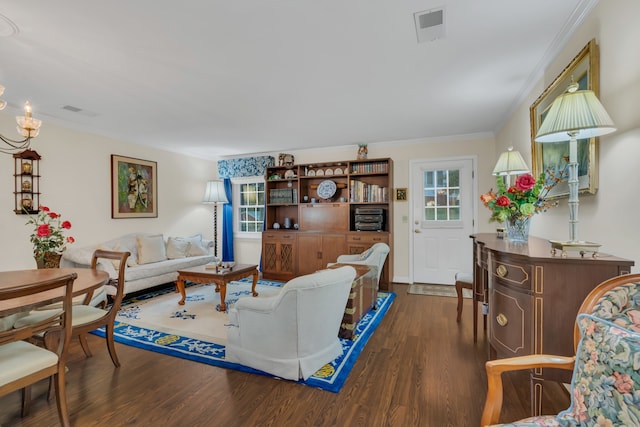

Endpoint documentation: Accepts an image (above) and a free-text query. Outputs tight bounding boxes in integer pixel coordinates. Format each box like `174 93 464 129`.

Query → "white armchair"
332 242 389 309
225 266 356 381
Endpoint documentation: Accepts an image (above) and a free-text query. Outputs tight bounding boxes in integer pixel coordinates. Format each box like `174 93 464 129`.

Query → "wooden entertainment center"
261 158 393 290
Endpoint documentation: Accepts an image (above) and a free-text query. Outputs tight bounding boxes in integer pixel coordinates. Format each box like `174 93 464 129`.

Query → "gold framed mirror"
530 39 599 199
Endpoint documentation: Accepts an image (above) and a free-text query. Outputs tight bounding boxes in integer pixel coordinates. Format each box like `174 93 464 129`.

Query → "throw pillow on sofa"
136 234 167 264
187 241 209 256
183 233 210 256
166 234 209 258
97 243 137 268
166 237 190 259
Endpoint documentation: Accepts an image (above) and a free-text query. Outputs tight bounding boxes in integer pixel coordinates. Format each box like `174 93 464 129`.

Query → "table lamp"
534 80 616 256
492 147 529 186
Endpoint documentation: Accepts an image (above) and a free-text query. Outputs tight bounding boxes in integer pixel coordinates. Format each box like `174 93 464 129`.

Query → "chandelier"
0 84 43 155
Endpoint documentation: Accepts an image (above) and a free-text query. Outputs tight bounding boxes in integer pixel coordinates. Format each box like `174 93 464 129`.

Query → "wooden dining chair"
15 250 130 367
0 272 77 426
74 249 130 366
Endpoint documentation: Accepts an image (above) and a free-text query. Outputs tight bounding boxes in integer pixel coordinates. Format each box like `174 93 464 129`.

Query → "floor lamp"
203 180 229 258
534 81 616 256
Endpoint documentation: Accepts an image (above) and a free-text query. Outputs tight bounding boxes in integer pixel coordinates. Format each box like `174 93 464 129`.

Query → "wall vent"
414 7 445 43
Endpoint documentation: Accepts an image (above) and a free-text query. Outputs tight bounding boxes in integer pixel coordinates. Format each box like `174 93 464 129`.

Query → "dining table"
0 268 110 316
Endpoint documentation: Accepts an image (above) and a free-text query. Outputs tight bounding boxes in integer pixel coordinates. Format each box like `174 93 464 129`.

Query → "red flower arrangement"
26 205 75 259
480 173 556 223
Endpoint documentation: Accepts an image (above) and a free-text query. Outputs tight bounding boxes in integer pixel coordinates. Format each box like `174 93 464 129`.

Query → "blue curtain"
221 178 234 262
217 156 275 264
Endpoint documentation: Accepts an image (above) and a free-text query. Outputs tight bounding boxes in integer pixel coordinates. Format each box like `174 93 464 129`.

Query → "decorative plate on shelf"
334 167 343 175
317 180 337 199
284 169 296 179
325 168 333 176
307 169 315 176
315 169 324 176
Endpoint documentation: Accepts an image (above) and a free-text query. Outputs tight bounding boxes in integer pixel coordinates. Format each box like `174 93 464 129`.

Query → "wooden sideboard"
471 233 634 415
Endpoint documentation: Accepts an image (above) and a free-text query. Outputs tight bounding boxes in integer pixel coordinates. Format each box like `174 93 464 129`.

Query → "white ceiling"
0 0 593 160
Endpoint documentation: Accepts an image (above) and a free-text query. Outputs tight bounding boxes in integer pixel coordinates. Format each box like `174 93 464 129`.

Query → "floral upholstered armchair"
481 273 640 427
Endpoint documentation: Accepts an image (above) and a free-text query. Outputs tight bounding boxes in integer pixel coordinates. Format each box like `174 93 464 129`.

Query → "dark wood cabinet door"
297 233 346 276
262 232 296 281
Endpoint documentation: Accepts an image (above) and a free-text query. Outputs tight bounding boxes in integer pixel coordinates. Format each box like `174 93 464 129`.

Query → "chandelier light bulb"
0 84 43 154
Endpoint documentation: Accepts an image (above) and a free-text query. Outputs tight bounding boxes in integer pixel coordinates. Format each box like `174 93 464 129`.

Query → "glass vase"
506 216 531 243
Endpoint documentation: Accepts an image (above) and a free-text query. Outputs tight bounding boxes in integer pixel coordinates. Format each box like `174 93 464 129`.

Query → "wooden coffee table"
176 264 259 311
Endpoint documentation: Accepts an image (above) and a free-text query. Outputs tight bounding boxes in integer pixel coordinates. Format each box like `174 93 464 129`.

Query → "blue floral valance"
217 156 275 179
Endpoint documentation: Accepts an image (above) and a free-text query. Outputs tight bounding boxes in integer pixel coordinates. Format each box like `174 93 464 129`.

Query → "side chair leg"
455 281 464 322
78 333 93 358
21 386 31 417
48 376 54 401
54 372 71 427
105 323 121 368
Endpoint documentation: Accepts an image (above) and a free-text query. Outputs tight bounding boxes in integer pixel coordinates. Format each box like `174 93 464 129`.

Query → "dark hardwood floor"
0 283 570 426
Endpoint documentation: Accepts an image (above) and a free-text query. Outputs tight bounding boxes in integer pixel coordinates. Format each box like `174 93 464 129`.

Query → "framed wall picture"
395 188 408 202
111 155 158 218
530 39 599 199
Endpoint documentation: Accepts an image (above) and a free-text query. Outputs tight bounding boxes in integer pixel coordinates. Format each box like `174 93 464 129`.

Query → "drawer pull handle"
496 265 508 277
496 313 508 327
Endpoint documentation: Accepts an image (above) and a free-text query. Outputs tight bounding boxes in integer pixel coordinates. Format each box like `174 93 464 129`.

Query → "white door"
411 158 475 285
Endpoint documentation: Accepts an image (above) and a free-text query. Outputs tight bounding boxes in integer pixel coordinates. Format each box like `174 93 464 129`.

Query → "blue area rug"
92 278 395 393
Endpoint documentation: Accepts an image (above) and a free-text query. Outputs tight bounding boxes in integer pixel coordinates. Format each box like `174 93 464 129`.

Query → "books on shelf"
269 188 298 204
349 180 389 203
350 161 389 174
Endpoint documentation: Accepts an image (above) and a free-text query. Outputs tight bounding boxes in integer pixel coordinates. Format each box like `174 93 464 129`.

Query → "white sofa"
226 266 356 381
61 232 218 300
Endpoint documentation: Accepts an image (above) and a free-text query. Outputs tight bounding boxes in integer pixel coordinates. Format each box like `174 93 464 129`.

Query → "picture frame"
111 155 158 218
530 39 599 199
395 188 408 202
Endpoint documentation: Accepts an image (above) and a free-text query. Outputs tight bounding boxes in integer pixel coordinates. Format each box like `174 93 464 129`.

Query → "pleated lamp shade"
203 180 228 204
535 86 616 143
492 148 529 176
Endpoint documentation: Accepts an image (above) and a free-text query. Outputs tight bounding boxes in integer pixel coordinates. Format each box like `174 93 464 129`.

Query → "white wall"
0 116 218 271
496 0 640 271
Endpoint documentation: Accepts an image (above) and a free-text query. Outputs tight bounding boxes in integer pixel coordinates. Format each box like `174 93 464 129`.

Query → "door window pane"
422 169 463 222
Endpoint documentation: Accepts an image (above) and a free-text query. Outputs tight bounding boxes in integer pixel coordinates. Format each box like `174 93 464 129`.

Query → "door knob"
414 229 421 233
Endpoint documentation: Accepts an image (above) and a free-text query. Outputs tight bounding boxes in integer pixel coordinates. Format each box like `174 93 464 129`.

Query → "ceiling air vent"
62 105 82 113
61 105 98 117
414 7 445 43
